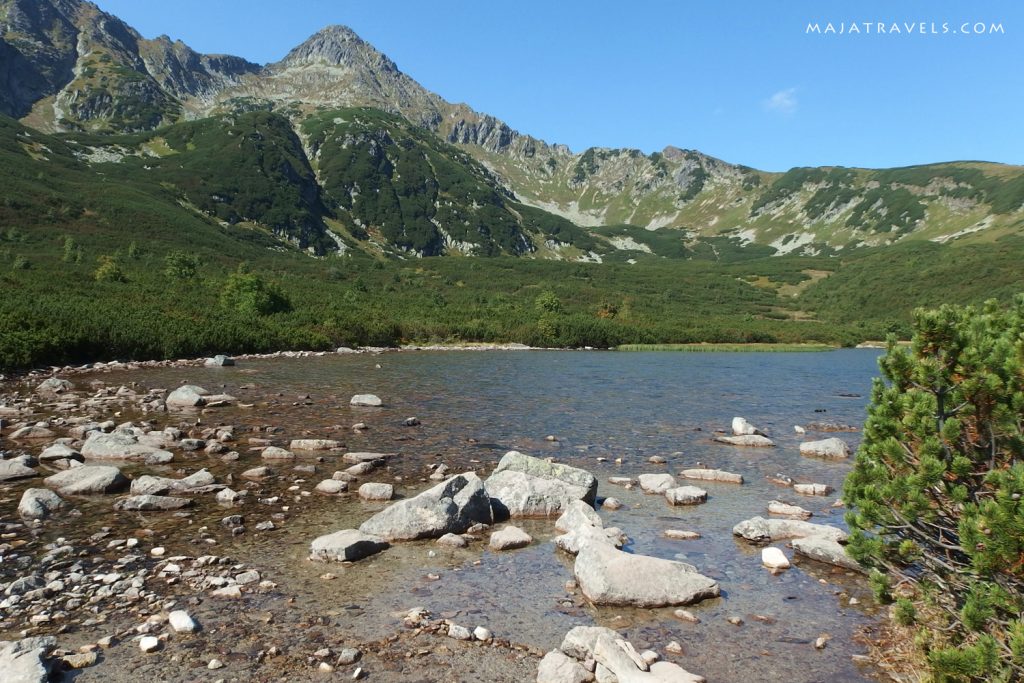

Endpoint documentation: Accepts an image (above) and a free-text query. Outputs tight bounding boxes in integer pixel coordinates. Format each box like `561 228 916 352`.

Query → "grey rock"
114 495 193 511
242 466 272 480
799 437 850 459
793 483 833 496
732 516 848 543
792 536 864 572
204 355 235 367
8 425 54 440
555 500 602 533
678 468 743 484
0 456 37 482
560 625 622 661
664 486 707 506
18 488 66 519
261 446 294 460
350 394 383 407
0 636 56 683
290 439 342 451
554 524 627 555
574 542 719 607
315 479 348 494
436 533 468 548
359 472 492 541
38 443 83 462
44 465 128 495
358 482 394 500
168 610 198 633
488 525 533 550
130 469 216 495
36 377 73 396
166 385 210 407
767 500 812 519
484 451 598 518
713 434 775 447
80 432 172 461
537 650 592 683
343 451 390 464
310 529 389 562
638 473 676 494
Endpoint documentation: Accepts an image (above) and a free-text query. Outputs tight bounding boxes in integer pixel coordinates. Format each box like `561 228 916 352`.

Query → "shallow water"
5 349 887 681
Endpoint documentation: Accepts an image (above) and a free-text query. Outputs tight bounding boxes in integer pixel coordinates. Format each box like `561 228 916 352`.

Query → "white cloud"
764 87 798 114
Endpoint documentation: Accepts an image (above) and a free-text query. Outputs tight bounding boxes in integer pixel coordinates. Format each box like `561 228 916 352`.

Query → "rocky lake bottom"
0 349 893 682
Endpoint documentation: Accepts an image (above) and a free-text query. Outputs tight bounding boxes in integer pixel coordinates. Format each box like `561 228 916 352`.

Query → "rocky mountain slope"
2 0 1023 259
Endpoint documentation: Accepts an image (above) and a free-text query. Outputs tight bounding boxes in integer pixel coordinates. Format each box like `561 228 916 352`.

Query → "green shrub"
94 255 126 282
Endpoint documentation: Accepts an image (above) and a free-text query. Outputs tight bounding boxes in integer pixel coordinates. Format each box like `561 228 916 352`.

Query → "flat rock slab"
114 495 193 511
793 483 833 496
792 536 864 572
38 444 83 462
8 425 55 440
359 472 492 541
733 516 848 543
310 529 389 562
665 486 707 506
290 439 342 451
768 500 812 519
484 451 598 518
799 437 851 459
343 452 391 464
489 525 533 550
713 434 775 447
574 541 719 607
131 469 215 496
80 432 173 462
679 468 743 484
261 446 294 460
44 465 128 495
638 473 676 494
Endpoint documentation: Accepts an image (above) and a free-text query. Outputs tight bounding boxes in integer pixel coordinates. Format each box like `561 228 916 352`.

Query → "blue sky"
93 0 1021 171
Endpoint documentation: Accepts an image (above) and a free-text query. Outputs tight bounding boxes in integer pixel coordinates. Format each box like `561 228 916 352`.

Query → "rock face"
713 434 775 447
679 468 743 484
665 486 708 506
18 488 66 519
80 432 172 462
489 525 533 550
309 529 390 562
166 385 210 407
799 437 851 459
484 451 598 518
574 542 719 607
0 456 37 482
130 469 215 495
358 473 492 541
350 394 383 407
792 536 863 572
44 465 128 495
638 473 676 494
732 516 848 543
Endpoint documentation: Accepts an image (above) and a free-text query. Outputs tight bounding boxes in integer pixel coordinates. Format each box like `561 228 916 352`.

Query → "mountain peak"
276 24 397 72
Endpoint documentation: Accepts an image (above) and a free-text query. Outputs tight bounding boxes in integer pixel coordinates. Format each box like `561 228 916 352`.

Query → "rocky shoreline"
0 356 875 682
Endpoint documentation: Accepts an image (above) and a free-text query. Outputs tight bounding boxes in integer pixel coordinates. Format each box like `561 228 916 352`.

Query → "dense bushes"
845 297 1024 681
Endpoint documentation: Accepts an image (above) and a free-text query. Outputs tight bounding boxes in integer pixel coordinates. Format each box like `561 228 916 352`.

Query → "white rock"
793 483 833 496
358 482 394 501
678 468 743 484
713 434 775 447
168 610 197 633
767 500 813 519
489 525 533 551
638 473 676 494
732 417 764 436
350 394 383 407
448 623 472 640
139 636 160 652
664 486 707 506
473 626 492 641
799 437 850 459
761 547 791 570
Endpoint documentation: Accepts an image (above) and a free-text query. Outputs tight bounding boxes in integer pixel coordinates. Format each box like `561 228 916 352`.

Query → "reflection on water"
34 349 885 681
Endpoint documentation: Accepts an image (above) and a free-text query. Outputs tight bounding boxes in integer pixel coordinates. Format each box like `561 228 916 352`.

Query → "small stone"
151 547 165 557
448 624 472 640
664 529 701 540
208 658 225 670
352 667 365 680
762 547 791 570
336 648 361 665
728 617 744 626
315 479 347 494
665 641 683 654
815 636 829 650
602 497 623 510
168 610 198 633
63 651 98 669
473 626 492 642
139 636 160 652
403 417 420 426
648 455 667 464
489 525 533 551
350 394 383 407
319 662 335 673
358 482 394 501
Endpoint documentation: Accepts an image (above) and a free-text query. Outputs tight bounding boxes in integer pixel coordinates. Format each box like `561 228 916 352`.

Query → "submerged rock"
290 439 342 451
489 525 533 550
767 500 813 519
574 542 719 607
713 434 775 447
358 482 394 501
679 468 743 484
310 529 390 562
484 451 598 518
359 472 492 541
114 494 193 511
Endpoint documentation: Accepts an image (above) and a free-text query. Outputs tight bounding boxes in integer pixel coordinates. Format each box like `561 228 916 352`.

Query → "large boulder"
484 451 598 518
18 489 67 519
44 465 128 495
574 542 719 607
359 472 492 541
310 529 390 562
80 432 173 462
166 385 209 407
792 536 864 572
732 516 847 543
0 636 56 683
0 456 37 482
36 377 73 396
130 469 216 496
799 437 851 459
